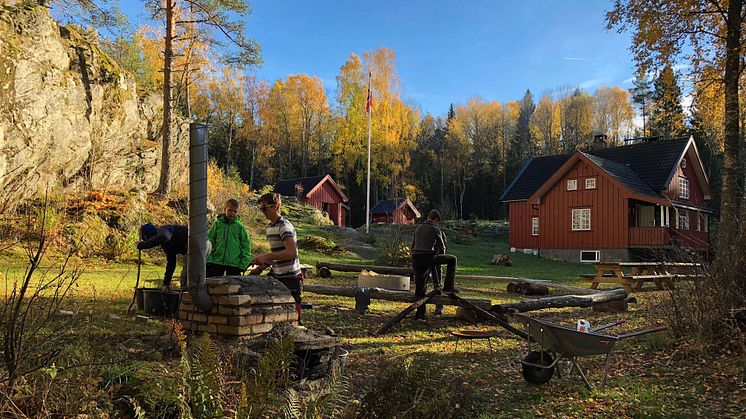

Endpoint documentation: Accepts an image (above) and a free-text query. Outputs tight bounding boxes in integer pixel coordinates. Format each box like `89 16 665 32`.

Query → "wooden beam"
303 284 492 309
490 288 628 314
373 290 439 336
314 261 594 295
316 261 412 276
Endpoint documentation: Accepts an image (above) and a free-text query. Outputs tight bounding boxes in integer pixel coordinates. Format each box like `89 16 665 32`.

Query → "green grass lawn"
0 223 744 417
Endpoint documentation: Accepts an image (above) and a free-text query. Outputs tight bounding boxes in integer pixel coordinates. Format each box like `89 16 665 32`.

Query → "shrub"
299 235 337 253
357 356 463 418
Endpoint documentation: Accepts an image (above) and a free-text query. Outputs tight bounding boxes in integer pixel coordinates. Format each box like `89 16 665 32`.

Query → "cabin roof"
500 137 692 202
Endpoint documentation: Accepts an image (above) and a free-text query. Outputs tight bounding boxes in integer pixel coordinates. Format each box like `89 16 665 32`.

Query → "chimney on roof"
590 133 608 151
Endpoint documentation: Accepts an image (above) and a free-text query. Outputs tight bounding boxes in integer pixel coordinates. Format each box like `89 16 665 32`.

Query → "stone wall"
0 4 189 212
540 248 630 263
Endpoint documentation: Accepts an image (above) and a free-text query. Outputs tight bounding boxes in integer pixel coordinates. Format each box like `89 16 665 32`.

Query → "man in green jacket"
206 198 251 277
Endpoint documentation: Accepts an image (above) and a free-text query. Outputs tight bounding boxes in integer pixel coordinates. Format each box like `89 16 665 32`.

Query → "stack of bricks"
179 276 298 337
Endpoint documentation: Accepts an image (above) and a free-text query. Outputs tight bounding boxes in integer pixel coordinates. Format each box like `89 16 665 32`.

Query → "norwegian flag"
365 74 373 113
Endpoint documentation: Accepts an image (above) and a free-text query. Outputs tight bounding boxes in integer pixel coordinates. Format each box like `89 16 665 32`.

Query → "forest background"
43 0 724 227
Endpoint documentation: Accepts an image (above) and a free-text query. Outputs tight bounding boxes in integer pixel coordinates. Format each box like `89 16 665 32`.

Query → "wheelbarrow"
510 313 667 389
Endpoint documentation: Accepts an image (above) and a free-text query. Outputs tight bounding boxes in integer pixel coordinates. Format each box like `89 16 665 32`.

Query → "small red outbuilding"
370 198 421 225
274 175 349 227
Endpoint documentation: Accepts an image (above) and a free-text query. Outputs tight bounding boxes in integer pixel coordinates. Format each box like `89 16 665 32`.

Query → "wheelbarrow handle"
591 319 626 333
617 325 668 340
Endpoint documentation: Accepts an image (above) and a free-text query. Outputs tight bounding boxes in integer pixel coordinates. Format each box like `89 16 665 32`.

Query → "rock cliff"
0 4 189 212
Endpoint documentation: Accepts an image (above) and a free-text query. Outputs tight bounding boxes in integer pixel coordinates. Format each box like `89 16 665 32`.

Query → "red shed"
500 136 713 262
274 175 349 227
370 199 421 225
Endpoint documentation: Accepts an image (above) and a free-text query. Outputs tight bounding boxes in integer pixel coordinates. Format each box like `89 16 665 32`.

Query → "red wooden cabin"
370 198 421 225
274 175 349 227
500 137 713 263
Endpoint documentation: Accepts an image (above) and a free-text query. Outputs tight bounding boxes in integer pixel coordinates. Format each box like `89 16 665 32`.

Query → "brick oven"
178 276 298 337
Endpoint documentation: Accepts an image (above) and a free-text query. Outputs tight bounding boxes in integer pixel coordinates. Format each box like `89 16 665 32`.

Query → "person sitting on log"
137 223 188 292
411 209 458 321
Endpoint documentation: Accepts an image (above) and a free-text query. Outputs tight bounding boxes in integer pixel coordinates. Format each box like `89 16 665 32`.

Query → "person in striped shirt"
252 192 304 321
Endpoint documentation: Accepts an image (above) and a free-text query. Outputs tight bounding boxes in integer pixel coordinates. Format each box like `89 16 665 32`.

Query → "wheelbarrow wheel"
522 350 555 385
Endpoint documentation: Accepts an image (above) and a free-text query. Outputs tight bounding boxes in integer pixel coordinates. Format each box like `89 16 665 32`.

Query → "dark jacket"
207 215 251 270
411 220 446 256
137 225 188 282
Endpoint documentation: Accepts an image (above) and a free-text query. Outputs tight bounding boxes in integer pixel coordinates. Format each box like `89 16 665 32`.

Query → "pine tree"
508 90 535 176
649 64 685 140
629 68 653 137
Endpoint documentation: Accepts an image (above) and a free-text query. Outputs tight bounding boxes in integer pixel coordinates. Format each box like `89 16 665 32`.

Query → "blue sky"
120 0 637 117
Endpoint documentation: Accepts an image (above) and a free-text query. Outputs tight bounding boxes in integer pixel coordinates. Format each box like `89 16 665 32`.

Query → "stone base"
539 248 630 263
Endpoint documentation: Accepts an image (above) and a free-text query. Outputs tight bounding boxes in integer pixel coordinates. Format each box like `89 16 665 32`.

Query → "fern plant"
282 364 353 419
175 324 226 418
236 336 295 417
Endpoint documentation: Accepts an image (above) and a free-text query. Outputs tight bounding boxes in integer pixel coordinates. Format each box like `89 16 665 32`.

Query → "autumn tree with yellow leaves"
332 48 420 222
140 0 261 196
261 74 332 179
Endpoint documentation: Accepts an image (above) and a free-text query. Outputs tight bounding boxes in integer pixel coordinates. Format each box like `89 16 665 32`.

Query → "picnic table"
581 262 703 292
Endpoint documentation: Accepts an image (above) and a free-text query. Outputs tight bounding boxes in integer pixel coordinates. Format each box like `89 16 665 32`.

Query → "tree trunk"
491 288 628 314
249 139 256 189
303 284 491 309
718 0 743 263
156 0 174 196
316 261 413 275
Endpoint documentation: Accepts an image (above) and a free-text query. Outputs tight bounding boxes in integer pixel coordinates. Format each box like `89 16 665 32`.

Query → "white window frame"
567 179 577 191
679 177 689 199
678 209 689 230
531 217 539 236
580 250 600 263
585 177 596 189
571 208 591 231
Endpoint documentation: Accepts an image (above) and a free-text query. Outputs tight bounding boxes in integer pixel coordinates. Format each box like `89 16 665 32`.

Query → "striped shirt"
266 216 301 278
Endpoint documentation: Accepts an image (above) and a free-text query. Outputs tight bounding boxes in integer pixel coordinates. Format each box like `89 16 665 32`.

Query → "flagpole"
366 76 372 234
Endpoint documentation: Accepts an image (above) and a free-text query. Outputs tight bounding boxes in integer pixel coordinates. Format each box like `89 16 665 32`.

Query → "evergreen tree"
649 64 686 139
629 68 653 137
508 90 535 176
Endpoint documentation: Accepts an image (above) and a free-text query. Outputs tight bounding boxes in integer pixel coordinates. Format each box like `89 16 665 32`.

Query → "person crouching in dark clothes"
411 210 458 321
137 223 188 292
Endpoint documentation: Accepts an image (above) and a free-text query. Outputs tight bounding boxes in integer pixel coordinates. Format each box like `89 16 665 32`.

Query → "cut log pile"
179 276 298 337
491 254 512 266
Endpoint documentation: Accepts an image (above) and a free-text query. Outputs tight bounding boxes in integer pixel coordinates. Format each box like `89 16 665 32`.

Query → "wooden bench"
626 274 673 290
581 261 705 292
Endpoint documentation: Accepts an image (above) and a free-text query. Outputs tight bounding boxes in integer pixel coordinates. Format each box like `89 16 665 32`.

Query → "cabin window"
679 177 689 199
580 250 600 263
678 209 689 230
531 217 539 236
704 214 709 232
571 208 591 231
585 178 596 189
567 179 577 191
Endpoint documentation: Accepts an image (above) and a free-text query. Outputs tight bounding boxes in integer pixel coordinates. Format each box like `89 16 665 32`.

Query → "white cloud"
579 78 607 89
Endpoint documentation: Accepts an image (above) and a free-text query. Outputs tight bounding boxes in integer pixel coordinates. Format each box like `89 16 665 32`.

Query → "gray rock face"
0 5 189 212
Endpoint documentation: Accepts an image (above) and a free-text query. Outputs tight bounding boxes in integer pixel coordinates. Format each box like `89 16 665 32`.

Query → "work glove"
205 239 213 256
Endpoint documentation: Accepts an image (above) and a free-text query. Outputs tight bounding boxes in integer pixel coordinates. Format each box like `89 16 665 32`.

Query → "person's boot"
441 286 460 294
434 305 444 316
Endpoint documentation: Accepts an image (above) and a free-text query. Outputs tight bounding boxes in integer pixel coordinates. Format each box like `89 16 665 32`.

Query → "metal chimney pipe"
187 122 213 312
